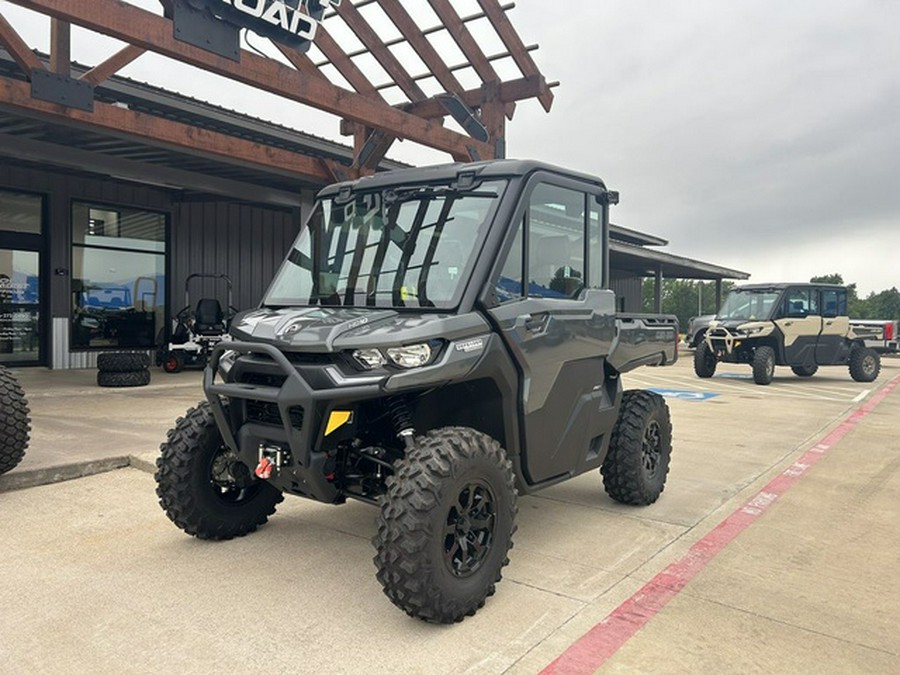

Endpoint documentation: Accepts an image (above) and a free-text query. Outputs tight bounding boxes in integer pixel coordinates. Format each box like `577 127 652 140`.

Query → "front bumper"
203 335 491 501
205 341 383 501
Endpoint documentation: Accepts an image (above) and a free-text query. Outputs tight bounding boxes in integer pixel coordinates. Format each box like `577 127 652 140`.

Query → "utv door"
775 287 821 365
816 287 849 364
485 178 619 486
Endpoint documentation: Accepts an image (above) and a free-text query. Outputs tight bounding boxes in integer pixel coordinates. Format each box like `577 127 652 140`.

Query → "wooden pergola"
0 0 555 185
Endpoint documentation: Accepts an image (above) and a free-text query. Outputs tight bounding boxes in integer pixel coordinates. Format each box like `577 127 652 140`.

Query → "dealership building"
0 1 746 369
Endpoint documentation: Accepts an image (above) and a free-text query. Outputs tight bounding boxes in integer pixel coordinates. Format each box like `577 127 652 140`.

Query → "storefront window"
71 203 166 349
0 190 42 234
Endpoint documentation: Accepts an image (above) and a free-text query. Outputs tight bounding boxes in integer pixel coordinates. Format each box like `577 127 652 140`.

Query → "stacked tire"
97 352 151 388
0 364 30 475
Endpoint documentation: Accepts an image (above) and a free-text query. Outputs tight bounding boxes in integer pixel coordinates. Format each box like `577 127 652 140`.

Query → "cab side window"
820 289 847 317
527 183 585 299
780 288 819 318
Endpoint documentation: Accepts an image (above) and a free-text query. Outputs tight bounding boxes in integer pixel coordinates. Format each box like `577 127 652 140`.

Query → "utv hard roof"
734 283 847 291
318 159 608 196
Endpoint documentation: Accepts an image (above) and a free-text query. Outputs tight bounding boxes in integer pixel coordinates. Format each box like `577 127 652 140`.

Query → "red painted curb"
541 374 900 674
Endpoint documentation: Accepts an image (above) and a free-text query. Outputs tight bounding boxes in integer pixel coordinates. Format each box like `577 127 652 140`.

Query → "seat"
193 298 225 335
533 235 582 297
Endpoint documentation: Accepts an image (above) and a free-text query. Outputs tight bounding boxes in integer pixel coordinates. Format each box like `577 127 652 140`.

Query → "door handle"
517 312 549 334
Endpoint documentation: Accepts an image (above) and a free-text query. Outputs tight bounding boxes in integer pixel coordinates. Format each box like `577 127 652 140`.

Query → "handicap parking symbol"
649 388 719 401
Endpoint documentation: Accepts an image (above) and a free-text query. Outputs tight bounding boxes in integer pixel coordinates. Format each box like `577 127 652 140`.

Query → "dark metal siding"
171 200 304 312
610 274 643 313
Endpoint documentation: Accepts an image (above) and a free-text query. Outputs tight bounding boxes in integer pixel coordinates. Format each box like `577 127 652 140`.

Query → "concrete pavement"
1 357 898 673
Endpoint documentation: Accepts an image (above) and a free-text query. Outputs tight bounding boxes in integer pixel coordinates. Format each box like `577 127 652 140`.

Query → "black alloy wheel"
444 480 496 578
641 418 663 479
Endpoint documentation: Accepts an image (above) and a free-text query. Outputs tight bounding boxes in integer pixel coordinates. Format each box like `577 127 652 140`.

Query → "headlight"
351 342 436 370
353 348 386 370
386 343 433 368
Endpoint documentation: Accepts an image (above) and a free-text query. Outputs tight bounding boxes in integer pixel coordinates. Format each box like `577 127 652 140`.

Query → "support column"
654 266 663 313
715 279 723 312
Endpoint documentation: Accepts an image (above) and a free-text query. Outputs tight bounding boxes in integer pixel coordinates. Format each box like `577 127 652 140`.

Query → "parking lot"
2 355 899 674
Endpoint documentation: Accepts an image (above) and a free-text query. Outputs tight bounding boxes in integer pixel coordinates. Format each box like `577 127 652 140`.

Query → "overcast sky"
2 0 899 295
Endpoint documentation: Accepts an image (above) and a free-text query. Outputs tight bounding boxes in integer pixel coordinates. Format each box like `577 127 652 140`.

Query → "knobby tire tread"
0 365 30 475
155 403 282 541
602 390 672 506
373 426 517 624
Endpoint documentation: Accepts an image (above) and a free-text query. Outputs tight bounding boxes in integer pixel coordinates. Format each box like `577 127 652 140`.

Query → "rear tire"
849 347 880 382
0 365 30 475
373 427 517 623
693 341 717 378
791 364 818 377
155 402 282 540
602 390 672 506
752 346 775 385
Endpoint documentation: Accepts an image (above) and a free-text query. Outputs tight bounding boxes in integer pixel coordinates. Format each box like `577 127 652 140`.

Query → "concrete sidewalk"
1 358 898 673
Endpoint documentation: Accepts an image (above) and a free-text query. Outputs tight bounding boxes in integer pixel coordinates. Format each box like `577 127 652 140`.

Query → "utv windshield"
717 288 781 321
264 180 506 310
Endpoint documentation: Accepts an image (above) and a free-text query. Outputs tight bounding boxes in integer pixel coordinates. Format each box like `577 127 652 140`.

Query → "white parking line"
625 369 867 403
853 389 871 402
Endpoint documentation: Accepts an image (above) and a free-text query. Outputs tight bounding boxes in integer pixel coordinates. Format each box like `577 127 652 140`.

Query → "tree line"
642 274 900 331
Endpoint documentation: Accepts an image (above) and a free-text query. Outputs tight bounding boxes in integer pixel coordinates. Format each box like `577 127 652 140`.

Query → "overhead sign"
172 0 341 60
649 388 719 402
207 0 341 44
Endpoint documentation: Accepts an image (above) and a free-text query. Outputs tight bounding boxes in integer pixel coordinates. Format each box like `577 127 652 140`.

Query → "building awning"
611 240 749 281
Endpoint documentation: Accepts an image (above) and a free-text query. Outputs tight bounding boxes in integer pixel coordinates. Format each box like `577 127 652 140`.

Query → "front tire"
162 351 185 373
693 341 717 378
752 346 776 385
373 427 517 623
0 365 30 475
602 390 672 505
791 364 818 377
849 347 880 382
155 402 282 540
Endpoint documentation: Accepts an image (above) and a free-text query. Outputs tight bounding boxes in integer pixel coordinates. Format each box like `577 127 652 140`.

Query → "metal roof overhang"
610 240 749 281
0 51 409 207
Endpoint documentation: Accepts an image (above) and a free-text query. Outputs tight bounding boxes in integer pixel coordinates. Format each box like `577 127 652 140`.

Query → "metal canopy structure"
0 0 555 186
610 240 749 282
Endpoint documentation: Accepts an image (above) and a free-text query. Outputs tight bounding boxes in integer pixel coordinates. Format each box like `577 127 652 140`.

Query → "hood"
231 306 490 352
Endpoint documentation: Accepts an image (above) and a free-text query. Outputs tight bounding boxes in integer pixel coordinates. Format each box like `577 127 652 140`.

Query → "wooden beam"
79 44 145 86
6 0 493 160
475 0 554 111
0 12 45 74
374 0 466 98
313 25 382 99
0 75 332 182
273 42 327 81
0 130 305 206
426 0 514 118
402 75 549 119
336 0 425 102
50 18 71 76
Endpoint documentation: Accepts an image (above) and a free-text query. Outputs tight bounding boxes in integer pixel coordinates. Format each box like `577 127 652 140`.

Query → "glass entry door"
0 248 41 364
